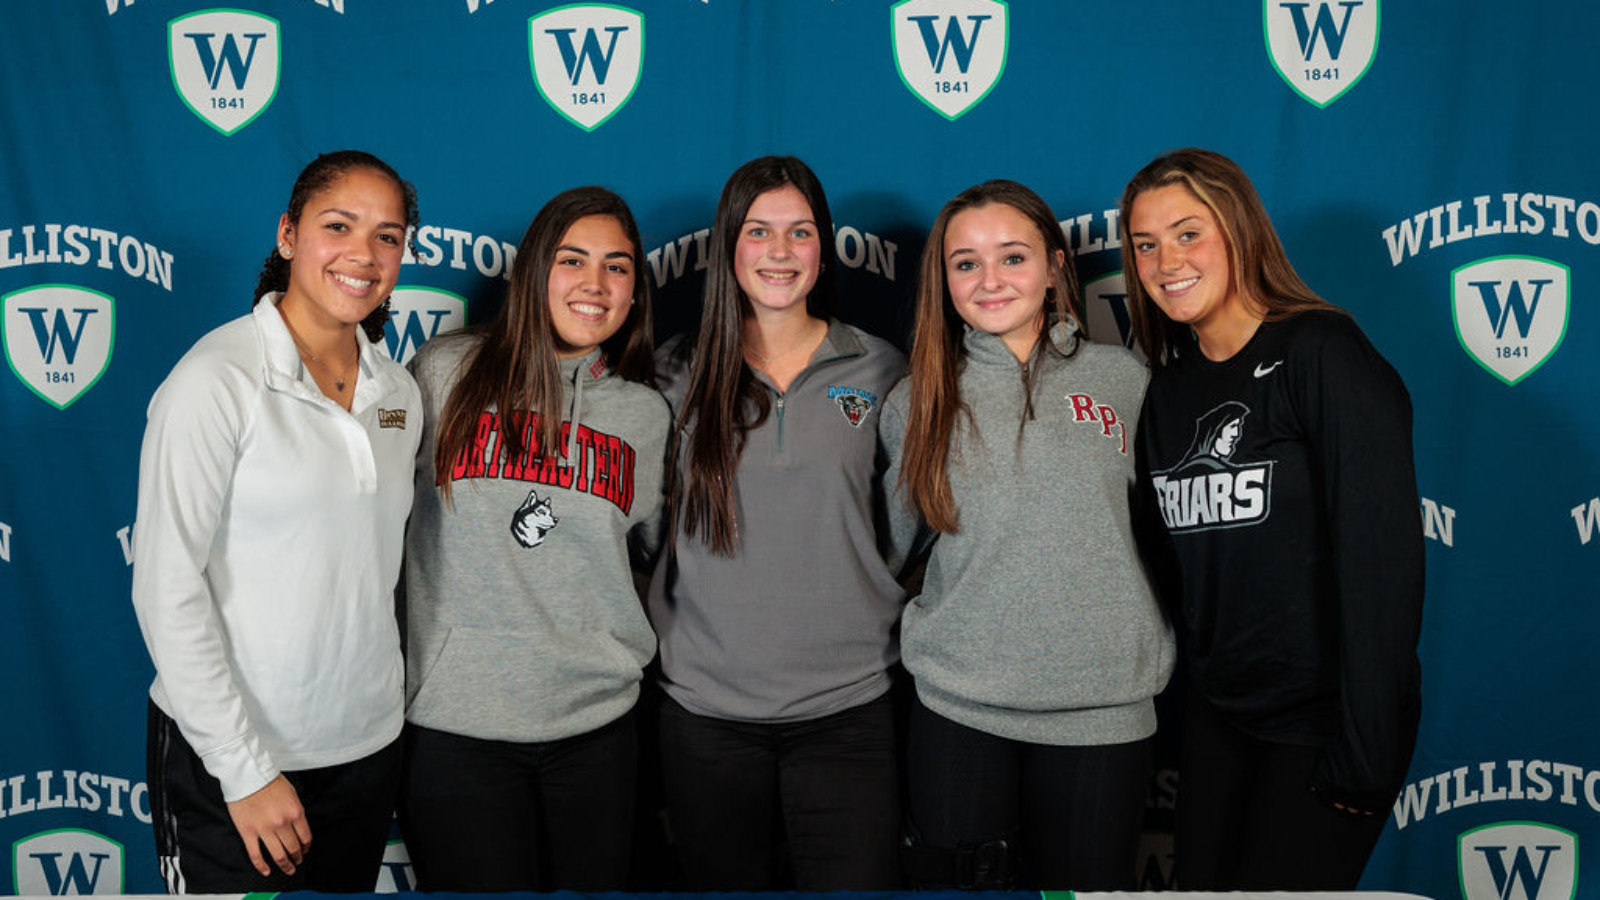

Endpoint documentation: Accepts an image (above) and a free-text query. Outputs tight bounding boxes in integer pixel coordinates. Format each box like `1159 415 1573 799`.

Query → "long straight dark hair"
675 155 838 555
251 149 420 342
899 180 1080 534
432 186 654 503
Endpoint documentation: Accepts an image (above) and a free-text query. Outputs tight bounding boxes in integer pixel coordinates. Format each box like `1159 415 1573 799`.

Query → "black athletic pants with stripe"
146 702 400 894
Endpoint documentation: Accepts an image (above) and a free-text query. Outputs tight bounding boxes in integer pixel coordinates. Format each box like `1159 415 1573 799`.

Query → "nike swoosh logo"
1254 360 1284 378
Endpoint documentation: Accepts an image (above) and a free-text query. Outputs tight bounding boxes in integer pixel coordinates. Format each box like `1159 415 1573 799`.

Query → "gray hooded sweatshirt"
403 332 672 742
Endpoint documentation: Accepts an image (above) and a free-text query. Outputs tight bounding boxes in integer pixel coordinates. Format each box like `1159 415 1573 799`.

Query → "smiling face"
1127 182 1254 340
276 167 407 333
545 214 636 359
734 184 822 315
943 201 1062 361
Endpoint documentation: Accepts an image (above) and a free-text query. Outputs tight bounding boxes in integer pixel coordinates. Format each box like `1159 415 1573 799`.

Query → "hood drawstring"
565 353 605 464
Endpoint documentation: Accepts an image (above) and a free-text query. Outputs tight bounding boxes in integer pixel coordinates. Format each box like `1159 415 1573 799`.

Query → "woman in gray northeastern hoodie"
883 181 1174 891
398 187 671 891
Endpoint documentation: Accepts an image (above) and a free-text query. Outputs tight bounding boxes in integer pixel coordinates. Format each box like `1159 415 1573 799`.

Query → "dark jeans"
905 695 1151 891
1176 692 1386 890
658 692 901 890
146 701 400 894
397 712 636 891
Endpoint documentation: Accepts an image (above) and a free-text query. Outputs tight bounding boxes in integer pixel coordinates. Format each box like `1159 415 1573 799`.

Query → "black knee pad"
901 829 1016 890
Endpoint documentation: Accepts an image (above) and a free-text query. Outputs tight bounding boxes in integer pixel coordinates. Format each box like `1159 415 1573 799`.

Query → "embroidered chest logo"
1065 392 1129 454
511 490 560 548
1150 401 1274 532
377 409 408 429
827 385 880 428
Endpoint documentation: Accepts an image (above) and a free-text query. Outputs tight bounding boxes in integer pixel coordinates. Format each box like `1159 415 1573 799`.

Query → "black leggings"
905 696 1151 891
397 713 636 891
1176 693 1386 890
657 693 901 890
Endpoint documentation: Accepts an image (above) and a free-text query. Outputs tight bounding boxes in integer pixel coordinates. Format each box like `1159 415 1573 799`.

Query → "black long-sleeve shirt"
1136 310 1424 811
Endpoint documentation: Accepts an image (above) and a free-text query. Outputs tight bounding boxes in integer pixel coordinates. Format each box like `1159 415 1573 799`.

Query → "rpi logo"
1451 255 1569 386
383 287 468 365
529 4 644 131
168 10 280 135
891 0 1008 120
3 285 116 410
12 829 124 895
1081 271 1146 362
1458 821 1577 900
1264 0 1379 107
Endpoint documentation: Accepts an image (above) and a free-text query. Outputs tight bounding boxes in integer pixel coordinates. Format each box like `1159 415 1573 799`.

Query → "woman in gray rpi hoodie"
883 180 1174 891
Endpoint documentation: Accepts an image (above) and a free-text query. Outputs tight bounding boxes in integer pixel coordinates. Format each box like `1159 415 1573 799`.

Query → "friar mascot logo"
1149 401 1274 532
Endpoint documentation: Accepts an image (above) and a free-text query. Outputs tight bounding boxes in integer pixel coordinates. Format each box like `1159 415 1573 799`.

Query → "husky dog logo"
1452 255 1569 387
511 490 560 548
1082 271 1144 361
891 0 1008 120
1150 401 1274 532
528 4 645 132
13 828 125 895
827 385 880 428
383 287 468 365
168 9 280 135
3 285 115 410
1458 821 1578 900
1264 0 1379 107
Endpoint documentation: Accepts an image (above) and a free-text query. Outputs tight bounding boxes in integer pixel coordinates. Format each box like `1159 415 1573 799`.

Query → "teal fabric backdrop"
1 3 1595 898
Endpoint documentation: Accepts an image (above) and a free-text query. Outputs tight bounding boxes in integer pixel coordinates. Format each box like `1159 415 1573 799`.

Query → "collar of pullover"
961 318 1080 370
256 292 387 409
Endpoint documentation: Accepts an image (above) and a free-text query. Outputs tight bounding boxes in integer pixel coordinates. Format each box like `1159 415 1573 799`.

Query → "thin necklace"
746 319 822 365
282 316 358 393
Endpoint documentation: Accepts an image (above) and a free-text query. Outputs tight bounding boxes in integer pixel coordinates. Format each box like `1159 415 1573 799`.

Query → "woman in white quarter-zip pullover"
132 150 423 894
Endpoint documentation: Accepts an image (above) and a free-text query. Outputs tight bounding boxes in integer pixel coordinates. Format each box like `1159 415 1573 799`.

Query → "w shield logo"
3 285 115 410
168 10 280 135
1264 0 1378 107
13 829 124 895
1459 822 1577 900
1082 271 1146 362
529 4 644 131
892 0 1008 120
383 287 468 365
1452 255 1569 386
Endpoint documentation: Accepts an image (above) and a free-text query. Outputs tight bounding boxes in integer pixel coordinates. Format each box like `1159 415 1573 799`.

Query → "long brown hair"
1118 147 1341 365
675 156 838 555
900 180 1080 534
251 150 420 343
433 186 654 503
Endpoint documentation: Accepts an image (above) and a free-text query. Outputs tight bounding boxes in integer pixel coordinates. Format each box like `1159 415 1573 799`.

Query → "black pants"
1176 692 1387 890
146 702 400 894
397 713 636 891
905 696 1151 891
658 693 901 890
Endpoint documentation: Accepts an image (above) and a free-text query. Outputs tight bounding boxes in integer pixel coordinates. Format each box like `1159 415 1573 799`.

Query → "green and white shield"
3 285 116 410
892 0 1008 121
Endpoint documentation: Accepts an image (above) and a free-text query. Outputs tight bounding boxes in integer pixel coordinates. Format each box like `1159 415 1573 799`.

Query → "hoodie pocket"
406 624 644 739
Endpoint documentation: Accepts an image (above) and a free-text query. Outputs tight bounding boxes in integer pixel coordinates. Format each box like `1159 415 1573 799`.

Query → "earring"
279 243 293 259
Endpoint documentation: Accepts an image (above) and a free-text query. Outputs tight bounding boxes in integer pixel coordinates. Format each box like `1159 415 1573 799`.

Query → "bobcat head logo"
510 490 559 548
